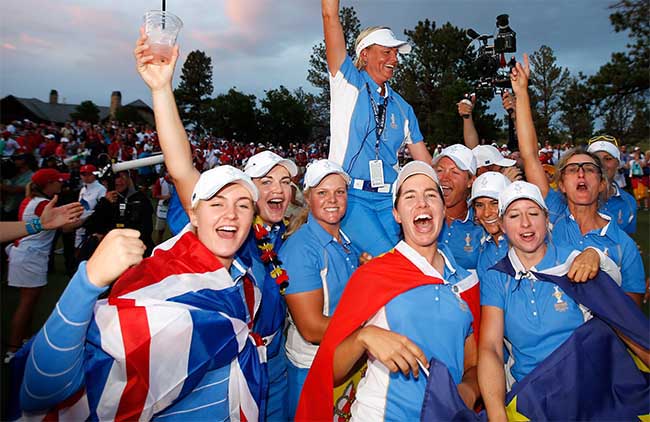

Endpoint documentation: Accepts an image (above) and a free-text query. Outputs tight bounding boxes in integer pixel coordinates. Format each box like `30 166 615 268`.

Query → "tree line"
75 0 648 147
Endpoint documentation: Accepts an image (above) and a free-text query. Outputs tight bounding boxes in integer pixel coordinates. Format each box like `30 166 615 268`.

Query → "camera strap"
366 84 388 159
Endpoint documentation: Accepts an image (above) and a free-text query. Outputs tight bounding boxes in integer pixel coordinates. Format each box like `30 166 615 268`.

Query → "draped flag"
295 248 480 422
13 229 267 421
420 256 650 422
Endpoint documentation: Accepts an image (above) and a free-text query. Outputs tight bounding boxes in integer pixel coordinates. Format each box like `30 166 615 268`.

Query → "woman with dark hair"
296 161 481 421
321 0 432 257
512 55 645 306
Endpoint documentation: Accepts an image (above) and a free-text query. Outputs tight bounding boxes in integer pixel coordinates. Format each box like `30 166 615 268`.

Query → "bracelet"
25 218 43 235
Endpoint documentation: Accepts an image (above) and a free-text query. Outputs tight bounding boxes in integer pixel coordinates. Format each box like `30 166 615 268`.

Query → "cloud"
2 43 17 51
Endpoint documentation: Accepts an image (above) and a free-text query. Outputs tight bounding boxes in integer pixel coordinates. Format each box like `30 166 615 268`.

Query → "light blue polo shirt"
481 244 585 382
551 208 645 294
600 183 637 235
328 56 424 184
477 234 509 279
352 242 474 420
437 207 484 271
280 215 359 315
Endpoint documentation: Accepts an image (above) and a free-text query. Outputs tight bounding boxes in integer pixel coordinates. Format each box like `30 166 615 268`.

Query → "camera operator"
78 170 153 261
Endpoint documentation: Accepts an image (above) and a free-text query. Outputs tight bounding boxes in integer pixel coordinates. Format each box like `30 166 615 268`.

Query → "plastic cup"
143 10 183 65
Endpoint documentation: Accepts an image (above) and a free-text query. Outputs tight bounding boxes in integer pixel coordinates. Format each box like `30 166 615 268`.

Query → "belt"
352 178 393 193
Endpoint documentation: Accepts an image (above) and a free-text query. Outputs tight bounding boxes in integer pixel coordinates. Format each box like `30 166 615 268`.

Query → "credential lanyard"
366 84 388 160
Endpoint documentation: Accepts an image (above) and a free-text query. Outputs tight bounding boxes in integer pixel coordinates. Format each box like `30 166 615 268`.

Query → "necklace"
252 215 289 295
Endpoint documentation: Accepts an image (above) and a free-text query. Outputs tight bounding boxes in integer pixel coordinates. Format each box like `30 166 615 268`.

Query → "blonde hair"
286 187 311 237
354 26 391 70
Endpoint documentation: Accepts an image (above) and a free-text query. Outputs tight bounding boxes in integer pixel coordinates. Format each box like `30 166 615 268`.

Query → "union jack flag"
14 227 267 421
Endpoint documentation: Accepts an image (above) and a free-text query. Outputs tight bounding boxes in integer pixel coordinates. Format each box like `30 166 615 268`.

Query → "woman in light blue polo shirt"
279 159 360 419
511 54 645 306
321 0 432 257
470 171 511 279
477 181 626 421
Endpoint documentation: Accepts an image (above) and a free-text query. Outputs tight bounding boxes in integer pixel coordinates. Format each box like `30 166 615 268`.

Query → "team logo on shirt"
552 286 568 312
390 113 397 129
463 233 473 252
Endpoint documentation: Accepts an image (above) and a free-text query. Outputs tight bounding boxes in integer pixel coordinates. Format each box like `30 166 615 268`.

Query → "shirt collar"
362 71 391 99
306 214 351 248
567 211 612 237
230 256 247 281
394 240 457 283
507 242 558 280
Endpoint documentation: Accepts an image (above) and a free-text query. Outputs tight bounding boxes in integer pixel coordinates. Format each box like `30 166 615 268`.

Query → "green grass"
1 213 649 416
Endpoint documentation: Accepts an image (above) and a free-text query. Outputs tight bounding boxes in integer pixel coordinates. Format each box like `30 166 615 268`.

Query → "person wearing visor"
470 171 512 279
587 137 637 235
321 0 432 257
472 144 522 181
478 181 648 421
134 34 297 420
433 144 484 271
296 161 480 421
510 54 645 307
5 169 75 363
19 167 272 420
278 159 359 419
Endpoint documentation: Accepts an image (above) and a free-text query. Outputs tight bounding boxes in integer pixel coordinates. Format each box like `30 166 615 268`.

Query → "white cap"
355 28 412 59
244 150 298 178
470 171 511 203
473 145 516 168
45 134 55 139
392 160 439 206
303 159 351 190
432 144 477 175
60 137 69 143
587 141 620 162
498 181 548 217
191 165 259 208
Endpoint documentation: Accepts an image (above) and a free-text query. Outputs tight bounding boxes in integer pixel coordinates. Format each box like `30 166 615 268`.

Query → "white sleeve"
585 246 622 286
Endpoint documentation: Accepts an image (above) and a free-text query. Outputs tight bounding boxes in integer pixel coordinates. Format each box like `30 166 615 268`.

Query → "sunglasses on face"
560 162 602 176
588 135 619 147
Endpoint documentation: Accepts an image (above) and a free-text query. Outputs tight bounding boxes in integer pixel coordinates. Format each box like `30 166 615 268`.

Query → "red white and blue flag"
14 228 267 421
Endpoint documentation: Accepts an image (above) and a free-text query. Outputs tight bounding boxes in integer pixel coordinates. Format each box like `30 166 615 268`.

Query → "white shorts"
6 245 49 288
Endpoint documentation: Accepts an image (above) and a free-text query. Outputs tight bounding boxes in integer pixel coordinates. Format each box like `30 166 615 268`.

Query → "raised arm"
458 94 479 149
134 28 199 210
510 54 549 197
322 0 347 76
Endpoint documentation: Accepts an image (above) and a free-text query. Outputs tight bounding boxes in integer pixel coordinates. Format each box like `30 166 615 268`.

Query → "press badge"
369 159 384 187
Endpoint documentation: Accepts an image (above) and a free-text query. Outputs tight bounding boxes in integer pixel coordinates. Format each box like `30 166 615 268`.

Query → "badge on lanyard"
369 159 384 187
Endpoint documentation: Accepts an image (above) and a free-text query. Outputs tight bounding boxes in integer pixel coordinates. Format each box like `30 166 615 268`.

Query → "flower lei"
252 215 289 295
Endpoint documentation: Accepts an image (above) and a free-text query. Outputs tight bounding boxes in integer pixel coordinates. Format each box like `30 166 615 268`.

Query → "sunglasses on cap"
588 135 619 147
560 162 602 176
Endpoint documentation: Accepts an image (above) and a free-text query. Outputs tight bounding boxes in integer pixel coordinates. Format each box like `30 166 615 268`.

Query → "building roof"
1 95 152 124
